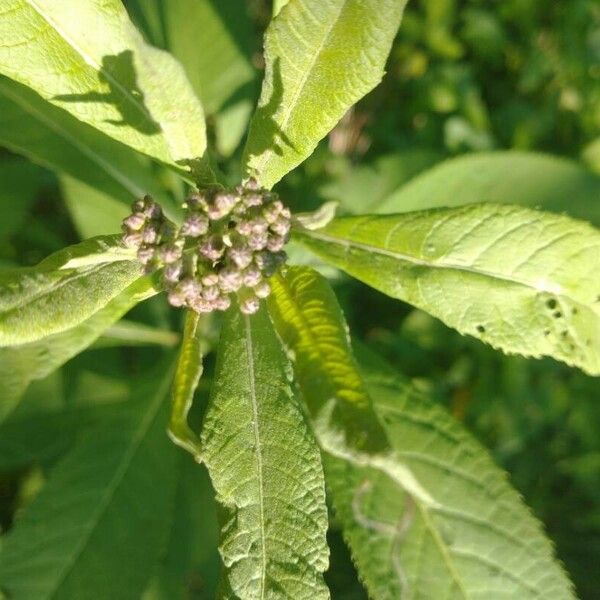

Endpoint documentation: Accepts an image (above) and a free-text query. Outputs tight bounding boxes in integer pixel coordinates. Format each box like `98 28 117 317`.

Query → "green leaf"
0 275 156 426
0 77 176 221
377 151 600 225
268 266 435 505
0 159 45 242
201 304 329 599
295 205 600 375
243 0 408 188
323 349 575 599
0 363 180 600
168 310 203 461
161 0 255 115
0 235 143 347
0 0 207 172
61 176 131 239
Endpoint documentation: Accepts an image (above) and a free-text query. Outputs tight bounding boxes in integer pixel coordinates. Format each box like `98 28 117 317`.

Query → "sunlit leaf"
201 304 329 599
243 0 408 188
0 235 142 347
295 205 600 375
0 0 208 173
324 348 575 599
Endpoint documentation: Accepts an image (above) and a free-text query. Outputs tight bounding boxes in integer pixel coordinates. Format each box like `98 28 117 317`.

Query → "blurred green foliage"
0 0 598 598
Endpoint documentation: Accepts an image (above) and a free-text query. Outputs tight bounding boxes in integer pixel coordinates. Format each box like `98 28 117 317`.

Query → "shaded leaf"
201 304 329 599
0 0 207 172
0 275 156 425
378 151 600 225
295 205 600 375
323 348 575 599
0 159 45 242
0 235 142 346
243 0 408 188
0 362 180 600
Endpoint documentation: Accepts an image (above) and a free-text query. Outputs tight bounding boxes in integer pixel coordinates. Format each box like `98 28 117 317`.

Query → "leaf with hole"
295 205 600 375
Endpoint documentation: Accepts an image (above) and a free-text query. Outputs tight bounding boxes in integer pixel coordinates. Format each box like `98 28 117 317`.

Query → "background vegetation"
0 0 599 597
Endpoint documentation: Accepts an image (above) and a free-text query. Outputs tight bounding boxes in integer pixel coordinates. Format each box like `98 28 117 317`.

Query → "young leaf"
0 77 172 214
0 275 156 426
268 266 435 505
168 310 203 461
0 363 180 600
0 235 143 346
201 304 329 599
295 205 600 375
243 0 408 188
323 350 575 599
0 0 208 173
377 151 600 225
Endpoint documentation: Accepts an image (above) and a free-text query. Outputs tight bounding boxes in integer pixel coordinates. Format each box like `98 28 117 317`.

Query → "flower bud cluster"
121 179 290 315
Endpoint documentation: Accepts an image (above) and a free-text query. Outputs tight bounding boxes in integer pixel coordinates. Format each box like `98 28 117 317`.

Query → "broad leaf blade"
243 0 408 188
295 205 600 375
0 363 180 600
0 275 156 426
201 304 329 599
377 151 600 225
0 236 142 346
268 266 435 505
0 77 172 213
324 351 575 599
0 0 207 172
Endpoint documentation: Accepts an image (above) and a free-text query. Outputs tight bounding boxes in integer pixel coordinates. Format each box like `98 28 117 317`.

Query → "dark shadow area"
54 50 160 135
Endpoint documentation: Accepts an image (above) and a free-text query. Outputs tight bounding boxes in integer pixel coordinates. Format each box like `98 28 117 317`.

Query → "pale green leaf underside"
201 305 329 600
0 236 142 346
324 358 575 599
243 0 408 189
377 151 600 226
0 0 207 170
295 205 600 375
0 364 180 600
0 275 156 426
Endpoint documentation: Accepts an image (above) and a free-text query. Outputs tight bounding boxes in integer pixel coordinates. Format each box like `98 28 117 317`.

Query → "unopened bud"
254 281 271 299
201 272 219 286
142 225 159 245
168 290 186 307
267 234 286 253
240 295 260 315
123 213 146 231
159 242 183 264
182 213 209 237
242 266 262 287
219 267 242 293
202 285 219 301
215 295 231 311
137 245 155 265
123 232 143 248
163 262 182 283
270 217 291 237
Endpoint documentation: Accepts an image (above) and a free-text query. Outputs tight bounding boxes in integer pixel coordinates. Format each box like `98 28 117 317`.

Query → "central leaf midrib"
244 314 268 600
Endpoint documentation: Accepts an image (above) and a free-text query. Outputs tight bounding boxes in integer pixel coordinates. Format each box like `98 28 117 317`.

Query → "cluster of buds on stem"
121 179 290 315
